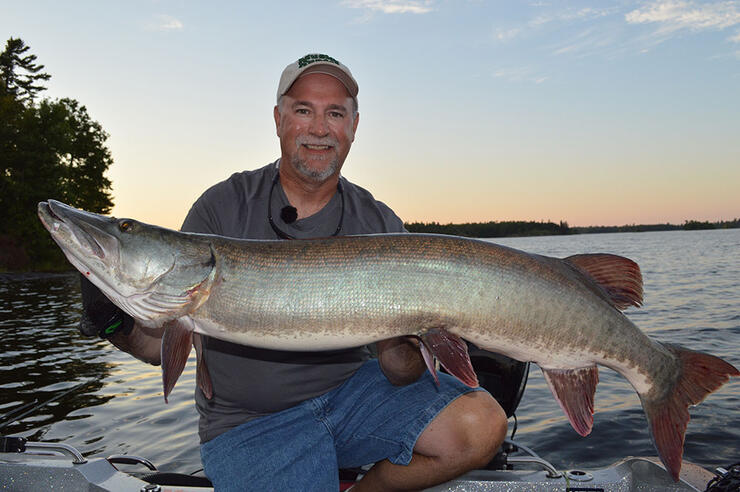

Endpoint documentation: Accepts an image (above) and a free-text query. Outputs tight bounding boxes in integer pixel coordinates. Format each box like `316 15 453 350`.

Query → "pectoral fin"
161 318 193 403
542 365 599 436
419 342 439 385
420 329 478 388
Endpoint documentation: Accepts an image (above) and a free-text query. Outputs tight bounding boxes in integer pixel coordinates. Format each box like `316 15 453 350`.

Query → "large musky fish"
38 200 737 481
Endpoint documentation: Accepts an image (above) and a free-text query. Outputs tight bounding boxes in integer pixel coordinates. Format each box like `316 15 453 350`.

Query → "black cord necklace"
267 169 345 240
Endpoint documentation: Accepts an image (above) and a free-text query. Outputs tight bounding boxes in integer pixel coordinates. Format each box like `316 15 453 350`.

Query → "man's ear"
274 105 281 137
351 111 359 141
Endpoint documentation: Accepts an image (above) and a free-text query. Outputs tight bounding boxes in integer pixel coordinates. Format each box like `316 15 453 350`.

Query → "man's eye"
296 108 310 115
329 111 344 118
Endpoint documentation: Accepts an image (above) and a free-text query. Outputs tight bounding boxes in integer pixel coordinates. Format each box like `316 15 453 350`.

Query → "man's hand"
377 337 426 386
79 274 163 365
107 322 164 366
79 274 133 338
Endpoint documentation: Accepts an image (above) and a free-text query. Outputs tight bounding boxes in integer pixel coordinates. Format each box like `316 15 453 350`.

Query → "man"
81 54 508 491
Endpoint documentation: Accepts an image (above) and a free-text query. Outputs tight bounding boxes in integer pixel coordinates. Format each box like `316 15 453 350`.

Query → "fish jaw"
38 200 125 295
37 200 218 326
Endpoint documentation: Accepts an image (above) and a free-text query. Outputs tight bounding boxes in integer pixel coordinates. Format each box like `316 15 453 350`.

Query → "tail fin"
641 345 739 481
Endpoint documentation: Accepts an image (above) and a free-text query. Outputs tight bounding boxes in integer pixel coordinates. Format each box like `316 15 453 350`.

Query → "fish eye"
119 220 133 232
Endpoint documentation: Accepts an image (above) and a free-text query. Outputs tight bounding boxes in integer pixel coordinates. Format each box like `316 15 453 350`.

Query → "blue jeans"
200 359 484 491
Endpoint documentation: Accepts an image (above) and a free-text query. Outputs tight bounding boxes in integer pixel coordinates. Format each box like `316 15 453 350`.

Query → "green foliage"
0 37 113 271
683 220 715 230
408 219 740 238
405 220 572 238
0 37 51 103
575 220 739 234
572 223 683 234
714 219 740 229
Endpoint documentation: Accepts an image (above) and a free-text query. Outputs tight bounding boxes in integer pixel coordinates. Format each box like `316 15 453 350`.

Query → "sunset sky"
4 1 739 228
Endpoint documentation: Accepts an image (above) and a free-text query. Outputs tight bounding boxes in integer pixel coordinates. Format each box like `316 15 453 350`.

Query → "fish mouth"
37 201 61 232
38 200 117 260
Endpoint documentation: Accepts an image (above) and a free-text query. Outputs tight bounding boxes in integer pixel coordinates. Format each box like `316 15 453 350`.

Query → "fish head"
38 200 216 326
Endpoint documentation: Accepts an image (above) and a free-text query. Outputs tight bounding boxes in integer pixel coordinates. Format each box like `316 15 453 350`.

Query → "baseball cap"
277 54 358 103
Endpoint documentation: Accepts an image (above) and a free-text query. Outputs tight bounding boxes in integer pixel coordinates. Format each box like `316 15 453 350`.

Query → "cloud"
148 14 184 31
529 6 616 27
492 66 548 84
495 1 740 60
492 5 622 53
495 28 521 42
549 23 626 58
625 1 740 34
342 0 434 14
492 5 626 58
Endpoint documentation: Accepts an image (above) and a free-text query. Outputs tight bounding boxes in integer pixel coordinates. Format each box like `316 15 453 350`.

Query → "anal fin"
161 318 193 403
542 365 599 436
420 329 478 388
419 342 439 385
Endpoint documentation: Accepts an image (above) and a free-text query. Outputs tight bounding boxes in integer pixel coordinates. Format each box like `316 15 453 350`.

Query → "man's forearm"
108 323 164 366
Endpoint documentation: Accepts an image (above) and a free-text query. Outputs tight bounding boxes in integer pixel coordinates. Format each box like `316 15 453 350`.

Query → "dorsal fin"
565 253 643 310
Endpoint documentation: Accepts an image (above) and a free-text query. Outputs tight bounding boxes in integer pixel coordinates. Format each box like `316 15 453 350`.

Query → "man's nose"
309 114 329 136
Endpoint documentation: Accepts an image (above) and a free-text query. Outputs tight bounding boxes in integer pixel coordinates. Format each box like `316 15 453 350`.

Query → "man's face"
274 73 359 183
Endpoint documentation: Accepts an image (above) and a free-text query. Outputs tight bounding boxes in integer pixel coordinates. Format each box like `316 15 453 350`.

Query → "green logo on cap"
298 54 340 68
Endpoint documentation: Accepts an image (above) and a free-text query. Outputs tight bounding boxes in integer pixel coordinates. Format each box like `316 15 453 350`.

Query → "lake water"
1 229 738 476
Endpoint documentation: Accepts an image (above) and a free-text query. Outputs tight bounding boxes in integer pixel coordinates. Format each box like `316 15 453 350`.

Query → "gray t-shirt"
181 160 406 443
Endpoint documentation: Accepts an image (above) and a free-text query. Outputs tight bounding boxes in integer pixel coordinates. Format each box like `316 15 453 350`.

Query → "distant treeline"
405 219 740 238
573 219 740 234
405 220 573 237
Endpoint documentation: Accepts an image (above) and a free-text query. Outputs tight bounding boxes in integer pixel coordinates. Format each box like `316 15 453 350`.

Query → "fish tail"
640 344 739 481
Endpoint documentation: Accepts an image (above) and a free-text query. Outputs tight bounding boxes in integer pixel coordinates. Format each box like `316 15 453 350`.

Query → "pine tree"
0 37 113 271
0 37 51 102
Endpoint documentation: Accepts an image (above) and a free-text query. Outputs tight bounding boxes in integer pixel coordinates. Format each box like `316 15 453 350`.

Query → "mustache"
295 135 339 147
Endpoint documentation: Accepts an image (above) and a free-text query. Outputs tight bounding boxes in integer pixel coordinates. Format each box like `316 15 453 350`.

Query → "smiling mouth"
303 144 332 151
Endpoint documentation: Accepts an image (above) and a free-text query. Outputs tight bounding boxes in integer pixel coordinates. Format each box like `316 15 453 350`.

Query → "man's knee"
450 391 508 467
416 390 508 470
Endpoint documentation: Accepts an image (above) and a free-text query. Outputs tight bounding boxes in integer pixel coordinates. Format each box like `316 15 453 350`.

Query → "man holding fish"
78 54 508 491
